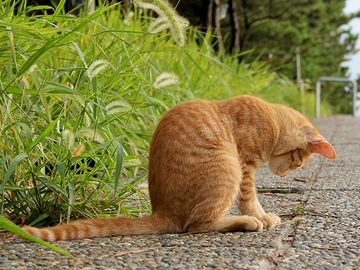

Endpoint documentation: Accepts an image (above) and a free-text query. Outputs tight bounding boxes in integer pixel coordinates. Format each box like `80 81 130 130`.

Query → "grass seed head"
62 129 75 149
87 59 112 79
76 127 105 144
153 72 179 89
134 0 189 46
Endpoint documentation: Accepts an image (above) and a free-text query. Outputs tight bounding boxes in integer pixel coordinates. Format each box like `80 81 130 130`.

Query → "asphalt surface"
1 115 359 269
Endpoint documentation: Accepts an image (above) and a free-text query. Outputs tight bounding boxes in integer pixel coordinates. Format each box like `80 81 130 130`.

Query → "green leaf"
28 213 50 226
0 216 73 257
2 84 38 95
53 0 67 16
36 177 68 197
57 162 66 180
44 82 82 95
27 112 64 152
16 11 100 79
1 153 28 190
25 5 54 13
114 141 124 195
19 123 33 145
67 182 75 223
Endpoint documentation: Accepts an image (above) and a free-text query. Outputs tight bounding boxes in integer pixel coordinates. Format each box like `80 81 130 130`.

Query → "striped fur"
23 95 336 241
23 215 176 241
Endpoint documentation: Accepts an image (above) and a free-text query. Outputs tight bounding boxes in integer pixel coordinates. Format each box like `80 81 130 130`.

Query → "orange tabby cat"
23 95 335 241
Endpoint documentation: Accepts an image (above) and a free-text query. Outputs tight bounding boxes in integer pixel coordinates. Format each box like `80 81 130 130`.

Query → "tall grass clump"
0 0 328 227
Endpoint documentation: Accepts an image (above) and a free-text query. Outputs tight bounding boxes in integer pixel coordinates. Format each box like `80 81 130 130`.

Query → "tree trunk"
207 0 215 28
228 0 240 53
214 0 224 53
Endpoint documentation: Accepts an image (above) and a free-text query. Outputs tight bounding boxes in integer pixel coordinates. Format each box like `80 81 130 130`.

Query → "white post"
352 80 358 117
296 47 305 114
315 77 358 118
296 48 301 82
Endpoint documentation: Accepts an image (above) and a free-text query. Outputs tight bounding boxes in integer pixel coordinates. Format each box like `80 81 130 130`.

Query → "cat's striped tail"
22 214 174 241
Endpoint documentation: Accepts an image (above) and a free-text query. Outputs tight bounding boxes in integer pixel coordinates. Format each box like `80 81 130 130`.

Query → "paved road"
1 116 359 269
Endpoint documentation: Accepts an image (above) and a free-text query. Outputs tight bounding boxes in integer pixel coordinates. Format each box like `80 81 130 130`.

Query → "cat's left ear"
306 131 336 159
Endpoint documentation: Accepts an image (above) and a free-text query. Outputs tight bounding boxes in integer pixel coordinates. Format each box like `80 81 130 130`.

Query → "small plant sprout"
292 202 305 216
134 0 189 46
153 72 179 89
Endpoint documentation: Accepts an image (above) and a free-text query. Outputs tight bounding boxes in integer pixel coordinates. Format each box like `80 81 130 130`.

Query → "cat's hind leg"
182 152 263 233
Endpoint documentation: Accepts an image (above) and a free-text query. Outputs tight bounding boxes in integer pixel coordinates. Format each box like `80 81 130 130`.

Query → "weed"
292 202 305 216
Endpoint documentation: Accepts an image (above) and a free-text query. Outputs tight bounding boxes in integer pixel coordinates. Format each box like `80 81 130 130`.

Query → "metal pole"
296 48 301 82
296 47 305 114
316 80 321 118
315 77 358 118
352 80 358 117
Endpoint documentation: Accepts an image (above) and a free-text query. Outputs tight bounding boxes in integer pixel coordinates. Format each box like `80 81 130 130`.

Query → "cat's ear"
305 131 336 159
308 139 336 159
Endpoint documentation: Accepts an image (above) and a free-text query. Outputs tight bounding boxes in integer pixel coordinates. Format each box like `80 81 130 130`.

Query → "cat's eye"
274 148 298 158
273 151 290 158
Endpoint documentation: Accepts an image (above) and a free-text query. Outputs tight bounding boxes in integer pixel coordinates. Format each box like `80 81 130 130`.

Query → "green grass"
0 216 72 256
0 0 330 227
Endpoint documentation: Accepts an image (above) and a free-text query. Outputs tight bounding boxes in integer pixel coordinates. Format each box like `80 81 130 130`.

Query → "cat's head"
269 107 335 177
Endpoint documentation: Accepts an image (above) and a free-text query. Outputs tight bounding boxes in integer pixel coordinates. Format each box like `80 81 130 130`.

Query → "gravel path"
1 116 359 269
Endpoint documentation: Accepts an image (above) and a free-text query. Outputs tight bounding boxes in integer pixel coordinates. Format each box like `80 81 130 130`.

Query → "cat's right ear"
308 139 336 159
303 127 336 159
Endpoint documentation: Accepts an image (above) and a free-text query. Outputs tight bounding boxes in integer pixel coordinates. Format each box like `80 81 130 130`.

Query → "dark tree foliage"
16 0 132 14
171 0 359 113
16 0 360 113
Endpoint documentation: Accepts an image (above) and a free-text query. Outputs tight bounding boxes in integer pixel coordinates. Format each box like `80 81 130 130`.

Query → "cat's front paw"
243 216 264 232
258 213 281 228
